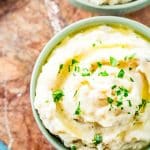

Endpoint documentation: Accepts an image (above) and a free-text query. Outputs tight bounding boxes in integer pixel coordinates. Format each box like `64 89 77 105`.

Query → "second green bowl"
69 0 150 15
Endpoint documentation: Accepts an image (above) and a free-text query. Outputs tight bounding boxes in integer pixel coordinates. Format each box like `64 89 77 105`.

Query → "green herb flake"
58 64 64 74
117 69 125 78
138 99 147 110
124 90 129 97
74 102 81 115
73 90 78 97
121 107 124 110
107 97 113 104
74 66 80 72
92 43 96 47
117 86 129 97
142 99 147 107
130 77 134 82
52 90 64 103
71 145 76 150
97 62 102 68
116 89 121 96
128 100 132 107
124 53 136 60
128 53 136 60
68 65 71 72
124 56 127 61
116 96 123 107
72 59 78 65
110 56 118 67
134 110 139 116
116 101 123 107
81 68 91 76
99 71 109 76
92 134 103 145
111 85 117 90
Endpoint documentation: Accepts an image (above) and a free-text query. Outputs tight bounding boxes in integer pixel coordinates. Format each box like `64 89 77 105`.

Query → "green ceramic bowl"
69 0 150 15
30 16 150 150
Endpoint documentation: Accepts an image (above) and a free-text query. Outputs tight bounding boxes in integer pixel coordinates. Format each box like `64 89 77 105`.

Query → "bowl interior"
30 16 150 150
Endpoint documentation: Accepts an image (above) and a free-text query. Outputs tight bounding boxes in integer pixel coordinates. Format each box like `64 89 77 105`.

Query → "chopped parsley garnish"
92 134 103 145
117 69 125 78
71 145 76 150
117 87 129 97
110 56 118 67
74 66 80 72
58 64 63 74
138 99 147 110
116 89 121 96
124 90 129 97
107 97 113 104
68 65 71 72
129 67 132 71
124 56 127 61
52 90 64 103
134 99 147 117
128 53 136 60
128 100 132 107
74 102 81 115
73 90 78 97
98 71 109 76
116 95 123 107
111 85 117 89
81 68 91 76
134 110 139 116
109 85 130 109
92 43 96 47
121 107 124 110
124 53 136 60
97 62 102 68
130 77 134 82
116 101 123 107
68 59 79 72
72 59 78 65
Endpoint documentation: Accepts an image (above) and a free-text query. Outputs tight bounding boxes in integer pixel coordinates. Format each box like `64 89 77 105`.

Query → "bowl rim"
30 16 150 150
69 0 150 10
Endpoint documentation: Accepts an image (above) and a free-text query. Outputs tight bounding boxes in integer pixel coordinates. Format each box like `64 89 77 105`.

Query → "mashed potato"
86 0 133 5
34 25 150 150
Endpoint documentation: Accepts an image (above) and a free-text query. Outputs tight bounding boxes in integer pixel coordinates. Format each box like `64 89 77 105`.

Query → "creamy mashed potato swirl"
35 25 150 150
86 0 133 5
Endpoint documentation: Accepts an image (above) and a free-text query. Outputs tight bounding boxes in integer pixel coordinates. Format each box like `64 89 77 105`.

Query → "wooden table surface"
0 0 149 149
